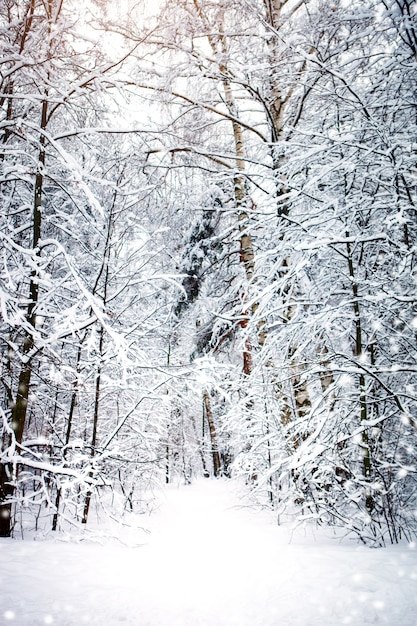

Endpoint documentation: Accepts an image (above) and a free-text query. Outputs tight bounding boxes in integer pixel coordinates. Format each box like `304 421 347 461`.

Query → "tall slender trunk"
203 391 222 477
0 97 48 537
263 0 313 429
81 328 103 524
81 191 115 524
82 268 108 525
190 413 209 478
52 343 83 531
193 0 256 374
219 31 255 375
346 236 373 512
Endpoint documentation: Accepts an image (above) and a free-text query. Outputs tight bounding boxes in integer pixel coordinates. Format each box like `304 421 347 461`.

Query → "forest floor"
0 478 416 626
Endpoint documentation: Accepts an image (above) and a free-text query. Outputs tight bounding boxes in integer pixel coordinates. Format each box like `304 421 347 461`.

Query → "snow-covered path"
1 478 416 626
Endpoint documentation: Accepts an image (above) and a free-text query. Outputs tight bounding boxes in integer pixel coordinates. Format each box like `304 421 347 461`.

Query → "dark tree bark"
0 96 48 536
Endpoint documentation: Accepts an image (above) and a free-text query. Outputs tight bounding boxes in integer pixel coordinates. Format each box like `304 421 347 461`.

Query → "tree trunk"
52 343 83 531
193 0 256 374
346 236 373 512
190 413 209 478
81 198 114 524
82 314 106 525
0 97 48 537
203 391 221 477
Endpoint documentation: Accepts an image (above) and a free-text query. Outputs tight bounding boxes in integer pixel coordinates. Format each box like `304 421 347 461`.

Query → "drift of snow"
1 479 416 625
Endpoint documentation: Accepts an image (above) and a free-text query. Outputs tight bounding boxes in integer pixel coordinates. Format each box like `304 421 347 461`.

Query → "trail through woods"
1 479 416 625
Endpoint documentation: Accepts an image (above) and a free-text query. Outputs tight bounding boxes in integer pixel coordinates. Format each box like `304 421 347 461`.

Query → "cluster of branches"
0 0 180 537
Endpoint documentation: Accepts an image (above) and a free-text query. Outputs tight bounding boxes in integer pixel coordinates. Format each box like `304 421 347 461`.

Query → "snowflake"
4 611 15 621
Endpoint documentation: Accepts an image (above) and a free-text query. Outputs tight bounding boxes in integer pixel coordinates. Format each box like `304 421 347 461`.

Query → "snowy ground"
1 479 416 626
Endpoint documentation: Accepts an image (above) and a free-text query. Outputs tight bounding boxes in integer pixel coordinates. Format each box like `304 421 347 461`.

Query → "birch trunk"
203 391 222 477
263 0 312 427
193 0 256 375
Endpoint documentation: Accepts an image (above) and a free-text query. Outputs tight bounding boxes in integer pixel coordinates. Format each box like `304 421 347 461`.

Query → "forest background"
0 0 416 547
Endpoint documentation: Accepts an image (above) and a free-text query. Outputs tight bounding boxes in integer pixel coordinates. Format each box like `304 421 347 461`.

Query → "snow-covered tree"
0 0 174 536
